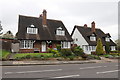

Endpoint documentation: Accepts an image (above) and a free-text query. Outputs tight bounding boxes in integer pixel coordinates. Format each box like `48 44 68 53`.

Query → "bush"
56 45 61 52
61 49 73 57
87 55 101 60
71 46 84 56
68 56 74 60
103 54 113 58
47 48 60 57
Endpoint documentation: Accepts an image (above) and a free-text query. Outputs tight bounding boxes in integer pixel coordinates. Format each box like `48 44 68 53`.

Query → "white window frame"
111 46 116 51
56 27 65 36
27 24 38 34
105 37 110 42
61 42 71 48
90 36 96 41
20 40 34 49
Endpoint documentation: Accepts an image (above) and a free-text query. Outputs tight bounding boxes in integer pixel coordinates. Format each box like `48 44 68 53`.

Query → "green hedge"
14 53 53 60
0 50 11 60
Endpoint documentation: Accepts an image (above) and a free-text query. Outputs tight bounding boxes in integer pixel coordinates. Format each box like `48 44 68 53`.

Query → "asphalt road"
2 62 119 80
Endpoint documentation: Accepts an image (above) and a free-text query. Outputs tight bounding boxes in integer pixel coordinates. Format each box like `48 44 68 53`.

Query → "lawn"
14 53 54 59
0 50 11 59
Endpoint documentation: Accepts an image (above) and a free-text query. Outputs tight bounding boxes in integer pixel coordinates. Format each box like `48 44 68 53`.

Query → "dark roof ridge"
75 25 101 30
19 15 62 22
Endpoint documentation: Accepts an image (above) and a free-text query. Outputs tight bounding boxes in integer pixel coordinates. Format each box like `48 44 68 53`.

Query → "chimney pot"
84 24 87 28
91 21 95 32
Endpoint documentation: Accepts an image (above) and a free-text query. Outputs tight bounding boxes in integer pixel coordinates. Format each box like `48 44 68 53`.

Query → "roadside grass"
0 50 11 60
14 53 54 59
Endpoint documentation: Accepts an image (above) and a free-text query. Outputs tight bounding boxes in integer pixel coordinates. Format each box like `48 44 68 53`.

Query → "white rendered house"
71 21 116 54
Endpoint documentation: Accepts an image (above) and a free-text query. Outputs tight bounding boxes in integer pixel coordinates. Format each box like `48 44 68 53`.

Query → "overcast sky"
0 0 119 41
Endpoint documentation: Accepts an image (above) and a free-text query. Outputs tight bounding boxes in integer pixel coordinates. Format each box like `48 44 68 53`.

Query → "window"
56 27 65 36
20 40 34 49
27 24 38 34
111 46 116 51
61 42 71 48
90 34 96 41
90 36 96 41
105 37 110 42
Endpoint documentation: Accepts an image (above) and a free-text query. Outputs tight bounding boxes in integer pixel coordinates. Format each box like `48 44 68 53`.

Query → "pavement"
1 57 118 66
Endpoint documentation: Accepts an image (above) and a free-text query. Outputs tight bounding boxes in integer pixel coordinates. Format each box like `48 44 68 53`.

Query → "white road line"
97 70 120 74
80 66 106 70
4 69 62 74
52 75 80 79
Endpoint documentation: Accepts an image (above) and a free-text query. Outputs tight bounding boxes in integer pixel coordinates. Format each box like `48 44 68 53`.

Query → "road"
2 62 119 80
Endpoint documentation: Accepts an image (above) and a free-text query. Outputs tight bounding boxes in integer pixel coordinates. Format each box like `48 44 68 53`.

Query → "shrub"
87 55 101 60
105 42 111 54
68 56 74 60
61 49 73 57
71 46 84 56
47 48 59 57
56 45 61 52
96 38 105 55
25 55 31 59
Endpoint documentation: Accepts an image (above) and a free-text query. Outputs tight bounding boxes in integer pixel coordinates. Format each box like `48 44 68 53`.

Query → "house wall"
72 28 90 54
19 49 34 53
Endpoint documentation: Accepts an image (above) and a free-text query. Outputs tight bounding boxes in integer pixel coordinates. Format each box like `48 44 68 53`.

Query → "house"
17 10 73 53
71 21 116 54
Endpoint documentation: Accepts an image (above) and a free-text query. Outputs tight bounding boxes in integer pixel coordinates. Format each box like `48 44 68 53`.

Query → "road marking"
52 75 80 78
4 69 62 74
80 66 106 70
97 70 120 74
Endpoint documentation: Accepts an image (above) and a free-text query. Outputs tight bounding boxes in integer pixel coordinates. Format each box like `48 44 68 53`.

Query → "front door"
41 42 46 52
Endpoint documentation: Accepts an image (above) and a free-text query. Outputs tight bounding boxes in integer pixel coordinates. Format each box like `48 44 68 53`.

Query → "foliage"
105 42 111 54
0 21 3 35
96 38 104 55
87 55 101 60
103 54 113 58
0 50 11 60
71 46 84 56
47 48 60 57
115 39 120 51
56 45 61 52
61 49 73 57
14 53 53 60
2 30 14 38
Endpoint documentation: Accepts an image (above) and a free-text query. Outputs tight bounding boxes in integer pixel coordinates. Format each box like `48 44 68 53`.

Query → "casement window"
27 24 38 34
61 42 71 48
105 37 110 42
56 27 65 36
111 46 116 51
20 40 34 49
90 34 96 41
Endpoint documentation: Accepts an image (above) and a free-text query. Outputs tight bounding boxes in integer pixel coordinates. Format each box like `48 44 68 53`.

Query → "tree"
115 39 120 51
0 21 3 35
2 30 14 38
96 38 104 55
105 42 111 54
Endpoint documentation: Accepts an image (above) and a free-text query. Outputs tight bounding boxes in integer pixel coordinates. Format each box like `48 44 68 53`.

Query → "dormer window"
56 27 65 36
27 24 38 34
90 34 96 41
105 37 110 42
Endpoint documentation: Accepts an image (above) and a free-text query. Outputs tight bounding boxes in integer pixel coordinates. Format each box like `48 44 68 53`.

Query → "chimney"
91 21 95 32
84 24 87 28
39 14 42 18
42 9 47 26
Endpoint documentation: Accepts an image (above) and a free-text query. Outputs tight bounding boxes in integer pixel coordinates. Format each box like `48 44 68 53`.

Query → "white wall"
72 28 91 54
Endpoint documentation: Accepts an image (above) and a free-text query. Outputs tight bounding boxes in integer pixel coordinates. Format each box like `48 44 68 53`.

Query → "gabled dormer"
56 27 65 36
90 33 96 41
105 33 111 42
27 24 38 34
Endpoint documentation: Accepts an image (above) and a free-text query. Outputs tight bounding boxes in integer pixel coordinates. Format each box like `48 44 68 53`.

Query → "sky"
0 0 119 41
